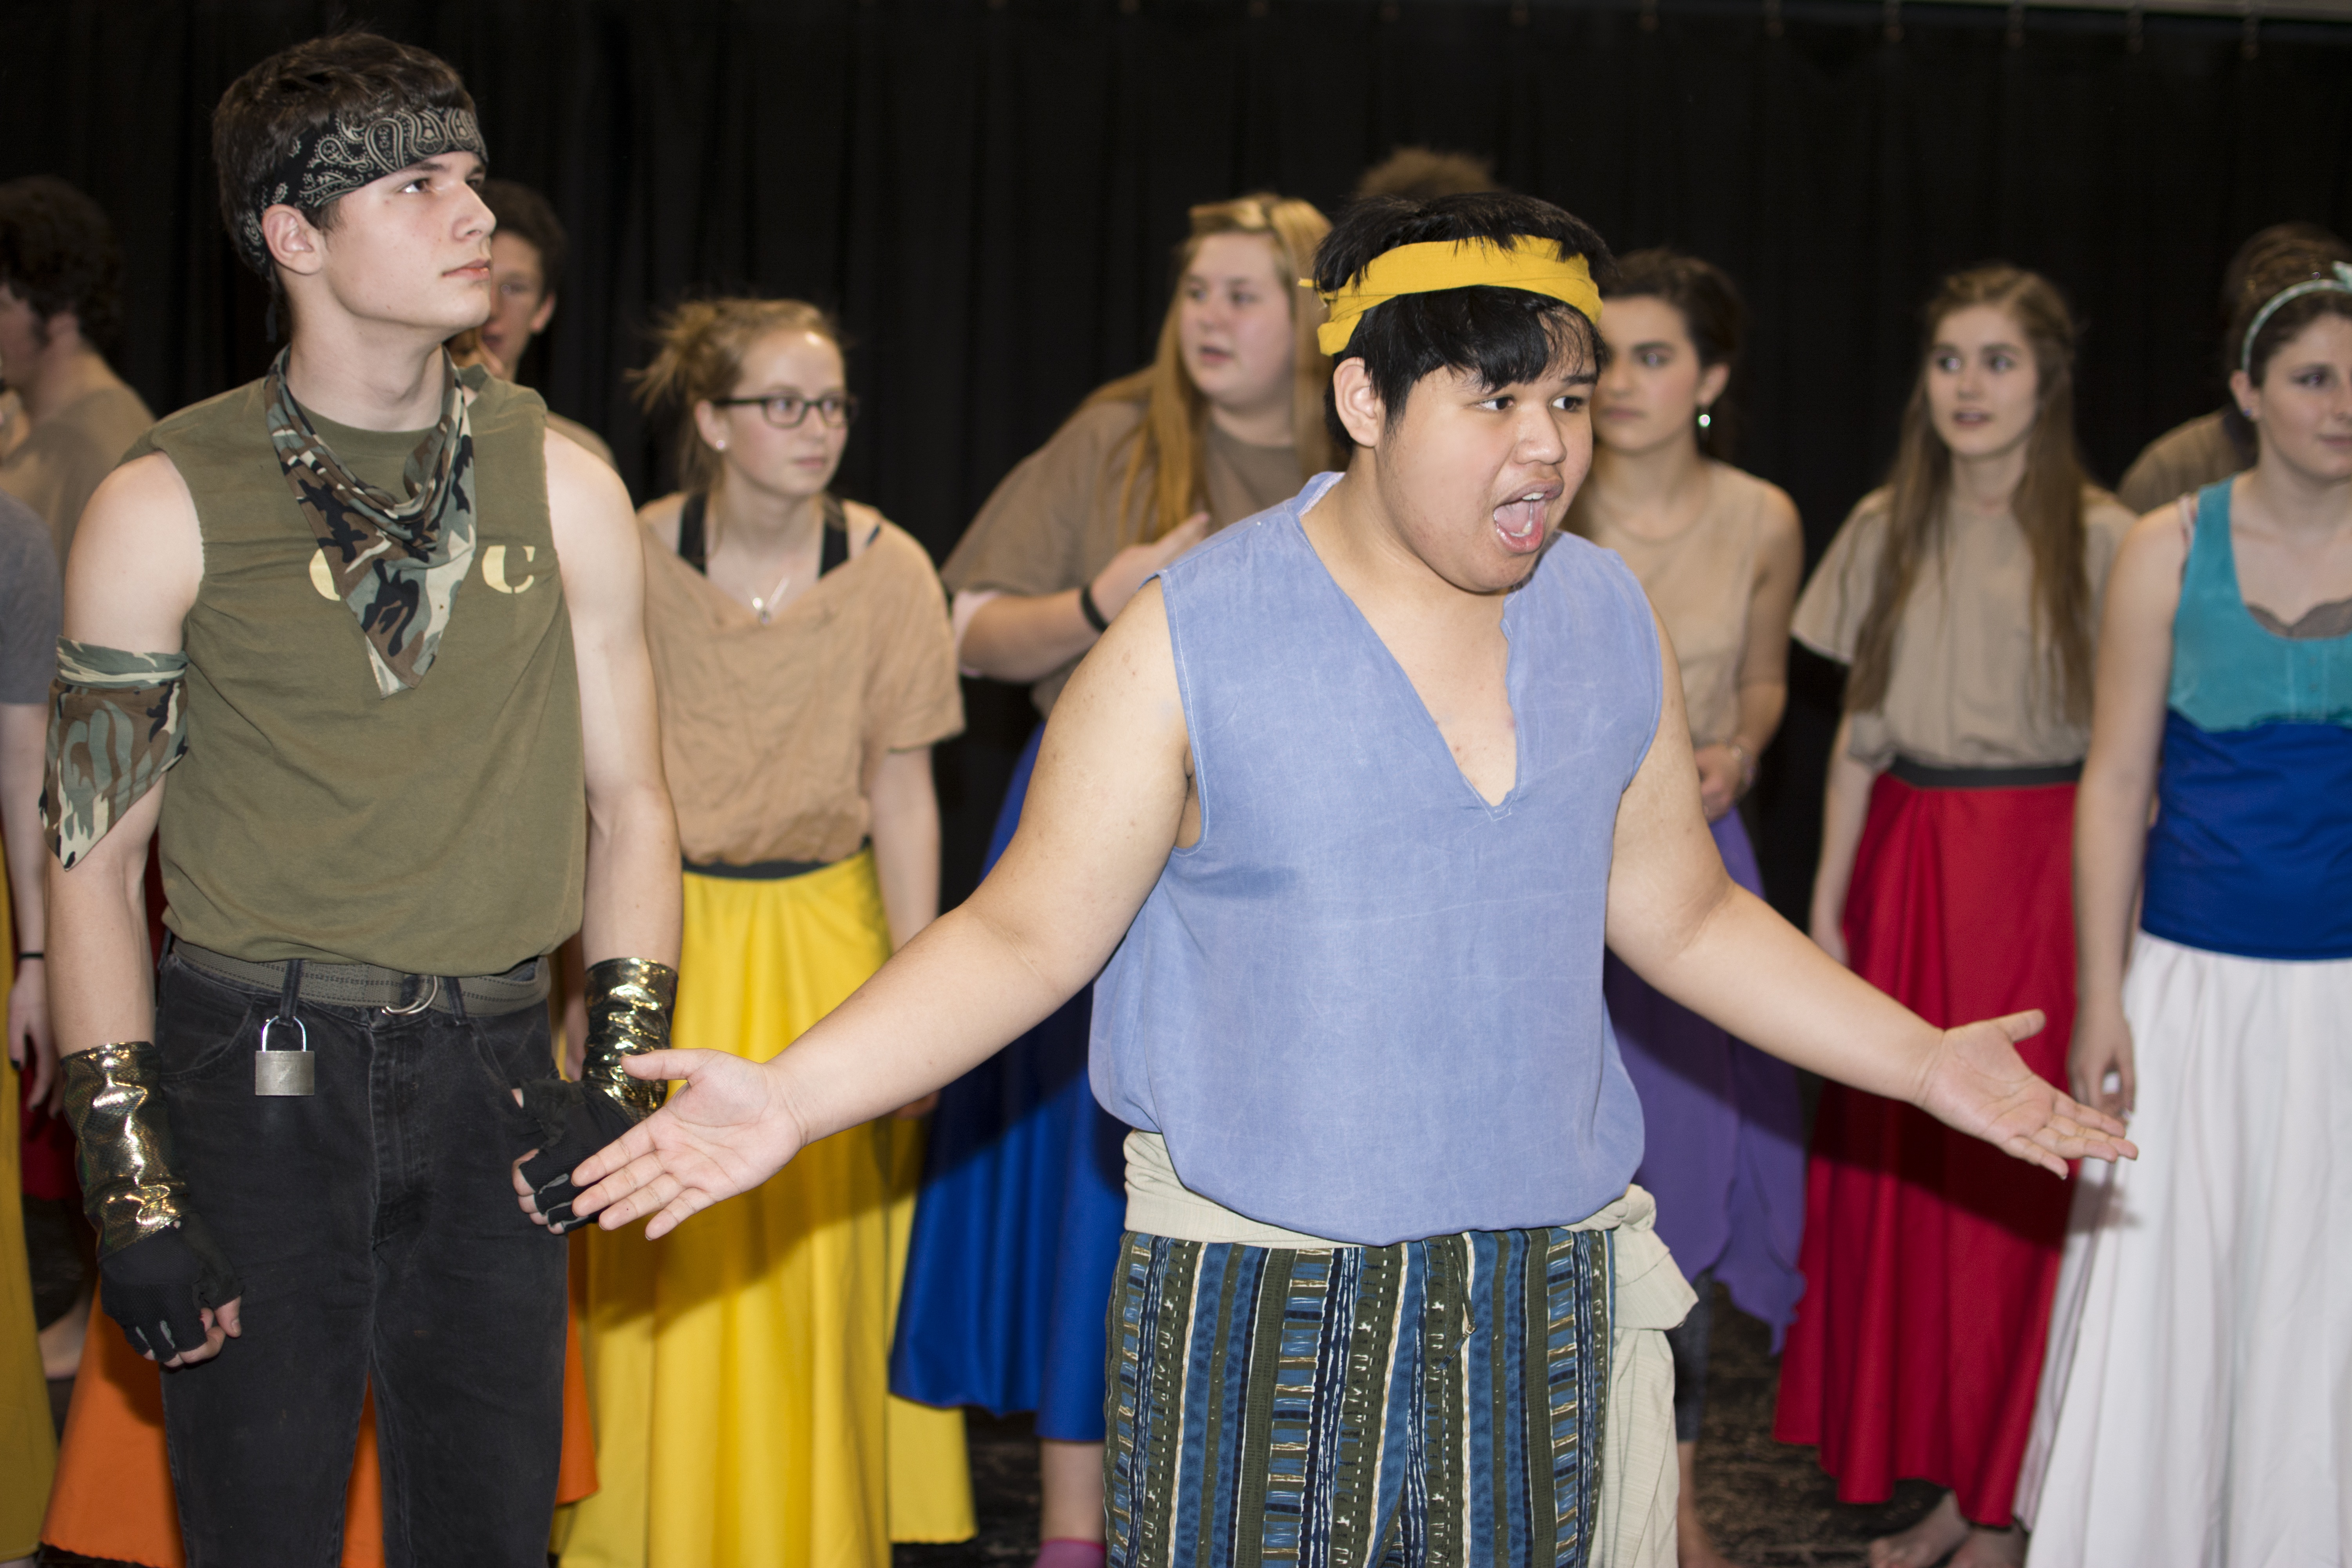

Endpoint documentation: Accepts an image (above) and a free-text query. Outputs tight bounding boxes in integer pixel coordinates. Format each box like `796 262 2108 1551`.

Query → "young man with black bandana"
45 32 680 1564
550 193 2136 1568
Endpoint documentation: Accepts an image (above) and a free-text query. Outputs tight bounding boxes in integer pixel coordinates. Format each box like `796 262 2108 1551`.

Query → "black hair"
1605 247 1748 461
1314 192 1615 450
212 31 475 318
0 176 127 363
482 178 566 302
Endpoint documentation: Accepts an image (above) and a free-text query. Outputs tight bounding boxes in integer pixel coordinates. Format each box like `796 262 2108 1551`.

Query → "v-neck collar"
1283 497 1527 814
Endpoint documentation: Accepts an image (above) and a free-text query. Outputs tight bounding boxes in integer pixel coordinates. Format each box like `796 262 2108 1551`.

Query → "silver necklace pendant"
254 1014 315 1096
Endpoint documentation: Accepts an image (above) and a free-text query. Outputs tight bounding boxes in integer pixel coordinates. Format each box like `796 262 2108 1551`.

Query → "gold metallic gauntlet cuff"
581 958 677 1121
61 1042 191 1258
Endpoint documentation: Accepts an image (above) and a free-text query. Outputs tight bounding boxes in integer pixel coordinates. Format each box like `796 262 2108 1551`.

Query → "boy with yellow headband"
541 193 2133 1568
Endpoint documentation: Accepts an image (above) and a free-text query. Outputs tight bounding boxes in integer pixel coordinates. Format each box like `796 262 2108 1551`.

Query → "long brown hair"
1081 193 1338 543
632 296 844 498
1846 265 2095 724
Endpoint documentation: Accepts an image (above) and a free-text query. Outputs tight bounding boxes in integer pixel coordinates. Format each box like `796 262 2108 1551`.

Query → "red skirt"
1772 771 2078 1526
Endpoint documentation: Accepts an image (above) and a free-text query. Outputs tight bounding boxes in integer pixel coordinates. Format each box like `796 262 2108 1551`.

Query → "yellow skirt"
1 835 60 1559
562 851 973 1568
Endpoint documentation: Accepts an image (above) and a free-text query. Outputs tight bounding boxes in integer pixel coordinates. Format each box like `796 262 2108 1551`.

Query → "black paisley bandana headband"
235 104 488 278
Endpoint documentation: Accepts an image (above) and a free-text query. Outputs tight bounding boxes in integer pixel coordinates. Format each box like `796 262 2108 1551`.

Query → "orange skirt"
42 1240 599 1566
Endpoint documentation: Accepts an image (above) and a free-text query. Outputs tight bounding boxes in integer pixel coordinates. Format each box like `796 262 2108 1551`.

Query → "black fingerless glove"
100 1214 241 1361
521 958 678 1233
518 1077 640 1233
64 1042 243 1361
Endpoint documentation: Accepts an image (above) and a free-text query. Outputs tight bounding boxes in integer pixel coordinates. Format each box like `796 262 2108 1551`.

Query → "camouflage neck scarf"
265 349 479 697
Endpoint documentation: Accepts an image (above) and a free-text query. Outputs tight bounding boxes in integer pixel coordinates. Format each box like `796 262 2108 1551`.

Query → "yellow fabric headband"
1313 239 1602 355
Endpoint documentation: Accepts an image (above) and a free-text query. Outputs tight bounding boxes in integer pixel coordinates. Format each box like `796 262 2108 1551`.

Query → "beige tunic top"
0 382 154 560
642 508 964 866
1794 488 2135 770
2114 410 2245 515
1569 464 1775 748
940 399 1306 713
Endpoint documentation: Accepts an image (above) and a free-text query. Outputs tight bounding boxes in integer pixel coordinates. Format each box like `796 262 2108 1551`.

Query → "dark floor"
37 1281 1943 1567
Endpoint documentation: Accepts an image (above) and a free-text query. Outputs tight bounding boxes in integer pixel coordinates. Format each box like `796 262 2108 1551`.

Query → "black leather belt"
1887 756 2083 790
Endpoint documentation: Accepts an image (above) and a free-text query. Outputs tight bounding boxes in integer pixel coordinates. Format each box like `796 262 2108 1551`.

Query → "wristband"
1077 581 1111 634
581 957 678 1122
61 1042 190 1257
16 951 40 962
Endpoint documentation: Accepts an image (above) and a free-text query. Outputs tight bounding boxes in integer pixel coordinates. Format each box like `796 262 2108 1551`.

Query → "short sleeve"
0 496 61 704
1791 493 1891 666
864 526 966 755
940 401 1140 598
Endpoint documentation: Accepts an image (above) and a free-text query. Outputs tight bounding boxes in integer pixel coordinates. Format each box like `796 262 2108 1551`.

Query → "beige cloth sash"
1123 1131 1693 1567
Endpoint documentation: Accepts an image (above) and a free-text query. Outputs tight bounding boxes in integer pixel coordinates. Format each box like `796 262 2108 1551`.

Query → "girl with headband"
2018 247 2352 1565
1566 248 1806 1568
1773 265 2138 1568
557 297 973 1568
543 193 2131 1568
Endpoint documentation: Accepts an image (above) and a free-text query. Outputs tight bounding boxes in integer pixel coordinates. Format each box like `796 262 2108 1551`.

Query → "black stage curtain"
7 0 2350 912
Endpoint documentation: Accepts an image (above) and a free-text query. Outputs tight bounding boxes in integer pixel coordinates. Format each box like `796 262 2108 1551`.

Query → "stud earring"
715 438 728 451
1697 407 1713 431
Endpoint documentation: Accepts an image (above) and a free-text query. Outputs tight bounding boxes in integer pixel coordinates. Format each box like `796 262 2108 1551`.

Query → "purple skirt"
1603 809 1806 1345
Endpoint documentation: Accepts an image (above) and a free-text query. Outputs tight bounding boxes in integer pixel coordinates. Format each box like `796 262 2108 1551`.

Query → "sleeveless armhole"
1604 552 1668 793
1156 561 1210 859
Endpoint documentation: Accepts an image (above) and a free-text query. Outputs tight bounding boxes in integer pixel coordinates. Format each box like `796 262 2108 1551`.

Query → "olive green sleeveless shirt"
132 374 586 971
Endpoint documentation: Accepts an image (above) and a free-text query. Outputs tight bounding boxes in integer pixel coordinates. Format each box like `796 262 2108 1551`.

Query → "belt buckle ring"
383 974 441 1017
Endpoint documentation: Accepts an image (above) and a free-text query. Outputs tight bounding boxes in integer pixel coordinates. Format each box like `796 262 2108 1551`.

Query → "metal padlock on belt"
255 1013 315 1096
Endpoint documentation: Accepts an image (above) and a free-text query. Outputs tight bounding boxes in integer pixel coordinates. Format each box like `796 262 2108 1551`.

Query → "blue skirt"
889 726 1129 1441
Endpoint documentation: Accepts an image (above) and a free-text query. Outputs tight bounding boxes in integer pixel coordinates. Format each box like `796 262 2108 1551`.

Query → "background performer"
2019 240 2352 1568
563 296 973 1567
1772 265 2136 1568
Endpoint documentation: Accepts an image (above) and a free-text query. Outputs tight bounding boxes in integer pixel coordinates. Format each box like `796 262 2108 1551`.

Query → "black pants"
149 951 567 1568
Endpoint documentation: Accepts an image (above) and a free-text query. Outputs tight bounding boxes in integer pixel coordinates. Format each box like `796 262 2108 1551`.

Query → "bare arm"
1808 713 1878 964
959 513 1210 682
548 433 681 969
866 742 945 1118
1606 608 2133 1174
49 455 202 1057
1697 488 1804 819
2 700 53 1105
571 579 1195 1236
47 455 238 1367
2069 510 2184 1117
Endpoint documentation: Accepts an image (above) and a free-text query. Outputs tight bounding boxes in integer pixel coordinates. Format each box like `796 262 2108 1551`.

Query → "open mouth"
1492 488 1557 552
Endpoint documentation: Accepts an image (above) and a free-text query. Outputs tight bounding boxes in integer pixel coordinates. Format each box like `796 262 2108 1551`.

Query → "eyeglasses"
711 392 860 429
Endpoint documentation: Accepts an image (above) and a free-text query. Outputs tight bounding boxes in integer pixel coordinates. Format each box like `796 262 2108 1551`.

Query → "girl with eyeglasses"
561 297 974 1568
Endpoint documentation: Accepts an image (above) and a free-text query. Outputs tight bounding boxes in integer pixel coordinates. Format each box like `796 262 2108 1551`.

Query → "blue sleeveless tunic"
2141 481 2352 961
1092 474 1664 1246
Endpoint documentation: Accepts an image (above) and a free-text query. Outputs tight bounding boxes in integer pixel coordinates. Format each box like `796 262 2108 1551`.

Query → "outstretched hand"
512 1049 809 1240
1912 1010 2138 1176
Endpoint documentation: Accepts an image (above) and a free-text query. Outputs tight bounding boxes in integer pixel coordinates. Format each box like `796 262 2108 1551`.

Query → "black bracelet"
1076 581 1111 634
15 952 39 963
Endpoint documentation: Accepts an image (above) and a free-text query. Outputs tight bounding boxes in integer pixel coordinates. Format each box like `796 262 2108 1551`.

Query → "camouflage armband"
42 640 190 869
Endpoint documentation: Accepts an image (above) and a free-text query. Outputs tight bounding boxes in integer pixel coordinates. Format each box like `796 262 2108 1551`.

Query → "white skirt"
2018 931 2351 1567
